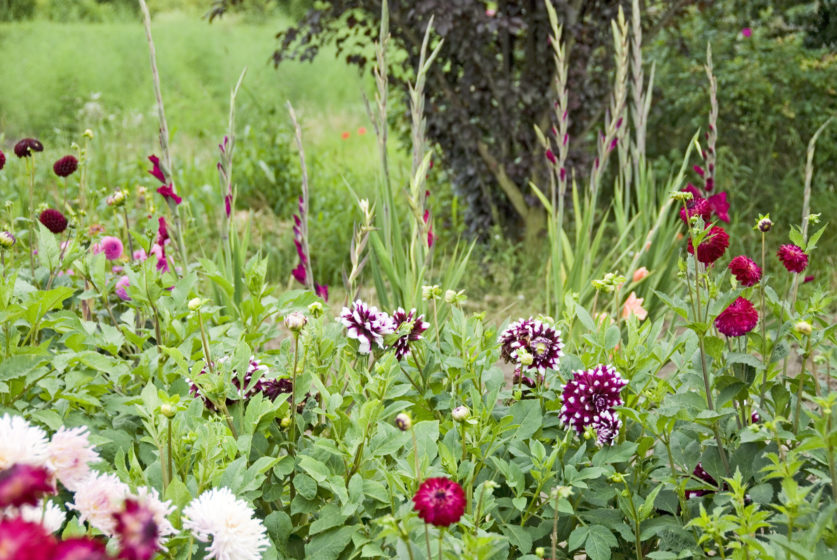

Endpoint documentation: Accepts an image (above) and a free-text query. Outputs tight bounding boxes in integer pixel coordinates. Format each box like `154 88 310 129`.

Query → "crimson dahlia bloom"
413 477 466 527
156 184 182 206
0 149 5 170
560 364 628 439
339 300 395 354
687 226 729 265
0 518 56 560
391 308 429 360
53 537 110 560
715 297 758 337
0 464 55 508
679 197 711 224
728 255 761 287
498 318 564 374
14 138 44 158
39 209 69 234
53 155 79 177
777 244 808 273
113 499 160 560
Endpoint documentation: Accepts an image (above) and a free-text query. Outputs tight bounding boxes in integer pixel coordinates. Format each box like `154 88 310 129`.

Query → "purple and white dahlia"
391 308 429 360
188 356 280 411
498 318 563 374
560 364 627 436
593 409 622 447
339 300 395 354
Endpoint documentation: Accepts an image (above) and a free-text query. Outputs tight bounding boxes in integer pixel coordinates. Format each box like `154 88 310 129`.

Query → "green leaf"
501 524 532 554
309 504 348 536
298 455 330 484
294 473 318 501
568 525 588 551
304 526 355 560
585 525 617 560
576 304 596 331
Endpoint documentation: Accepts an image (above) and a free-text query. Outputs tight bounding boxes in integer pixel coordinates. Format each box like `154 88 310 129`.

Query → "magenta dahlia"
13 138 44 158
38 209 68 234
113 499 160 560
339 300 395 354
0 149 5 170
53 537 110 560
0 518 56 560
412 477 466 527
0 464 55 508
715 297 758 337
777 244 808 273
728 255 761 287
560 364 628 436
53 155 78 178
498 318 564 374
391 308 429 360
687 226 729 265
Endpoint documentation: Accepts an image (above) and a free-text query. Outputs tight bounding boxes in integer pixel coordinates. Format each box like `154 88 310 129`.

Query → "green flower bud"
452 406 470 422
794 320 813 336
395 412 412 431
284 311 308 332
188 297 203 311
535 547 545 558
160 404 176 418
308 301 324 318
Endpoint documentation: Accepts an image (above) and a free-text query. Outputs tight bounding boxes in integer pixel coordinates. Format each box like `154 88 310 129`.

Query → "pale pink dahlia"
69 472 129 537
47 426 100 492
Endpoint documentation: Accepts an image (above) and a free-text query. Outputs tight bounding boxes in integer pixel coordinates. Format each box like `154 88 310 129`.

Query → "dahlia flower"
182 487 269 560
391 308 429 360
0 414 50 469
53 537 109 560
686 463 718 499
560 365 628 436
0 464 54 508
687 226 729 265
189 356 283 411
679 197 711 224
0 232 15 249
113 498 162 560
593 410 622 447
115 275 131 301
339 300 396 354
39 209 69 235
47 426 100 492
0 149 5 170
14 138 44 158
498 318 564 374
715 297 758 337
132 486 175 544
0 518 55 560
728 255 761 287
777 244 808 273
16 499 66 534
53 155 78 178
412 477 466 527
69 472 129 537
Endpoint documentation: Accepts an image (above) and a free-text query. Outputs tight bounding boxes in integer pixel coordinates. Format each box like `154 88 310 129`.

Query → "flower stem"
27 157 36 279
290 333 300 445
758 232 769 408
167 415 173 487
438 527 444 560
792 334 812 433
123 206 134 261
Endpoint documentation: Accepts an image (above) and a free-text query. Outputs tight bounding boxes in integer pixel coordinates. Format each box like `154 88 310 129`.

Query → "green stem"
27 157 36 279
438 527 444 560
792 335 811 433
167 416 173 488
290 333 300 445
424 525 432 560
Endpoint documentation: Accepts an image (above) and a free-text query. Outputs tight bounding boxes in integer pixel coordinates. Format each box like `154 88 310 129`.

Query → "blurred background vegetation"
0 0 834 311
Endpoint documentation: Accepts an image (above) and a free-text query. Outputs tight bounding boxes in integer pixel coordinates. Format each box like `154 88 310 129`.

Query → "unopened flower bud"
484 480 499 490
609 473 626 483
0 231 15 249
188 298 203 311
452 406 470 422
513 390 522 401
395 412 412 431
308 301 323 318
757 216 773 233
517 348 534 366
160 404 176 418
671 191 693 202
794 320 812 336
106 189 127 207
550 485 573 499
280 416 291 429
284 311 307 332
535 547 545 558
422 285 442 301
83 129 94 139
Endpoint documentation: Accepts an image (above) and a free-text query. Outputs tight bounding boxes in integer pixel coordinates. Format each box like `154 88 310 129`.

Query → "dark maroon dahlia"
412 477 466 527
113 499 160 560
728 255 762 287
189 357 277 411
687 226 729 265
560 364 627 435
679 196 712 225
38 208 68 234
339 300 395 354
686 463 718 499
0 149 5 170
498 318 563 374
715 297 758 337
53 155 79 178
391 308 429 360
0 464 55 508
14 138 44 158
593 409 622 447
777 244 808 273
512 369 538 389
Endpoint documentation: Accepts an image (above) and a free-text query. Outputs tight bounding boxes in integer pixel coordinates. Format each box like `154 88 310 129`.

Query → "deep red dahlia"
0 518 56 560
53 537 110 560
715 297 758 337
728 255 762 287
39 209 69 234
53 155 79 178
13 138 44 158
687 226 729 265
113 499 160 560
560 364 627 435
679 197 712 224
777 244 808 273
0 149 5 170
391 308 429 360
156 184 182 205
412 477 466 527
0 464 55 508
